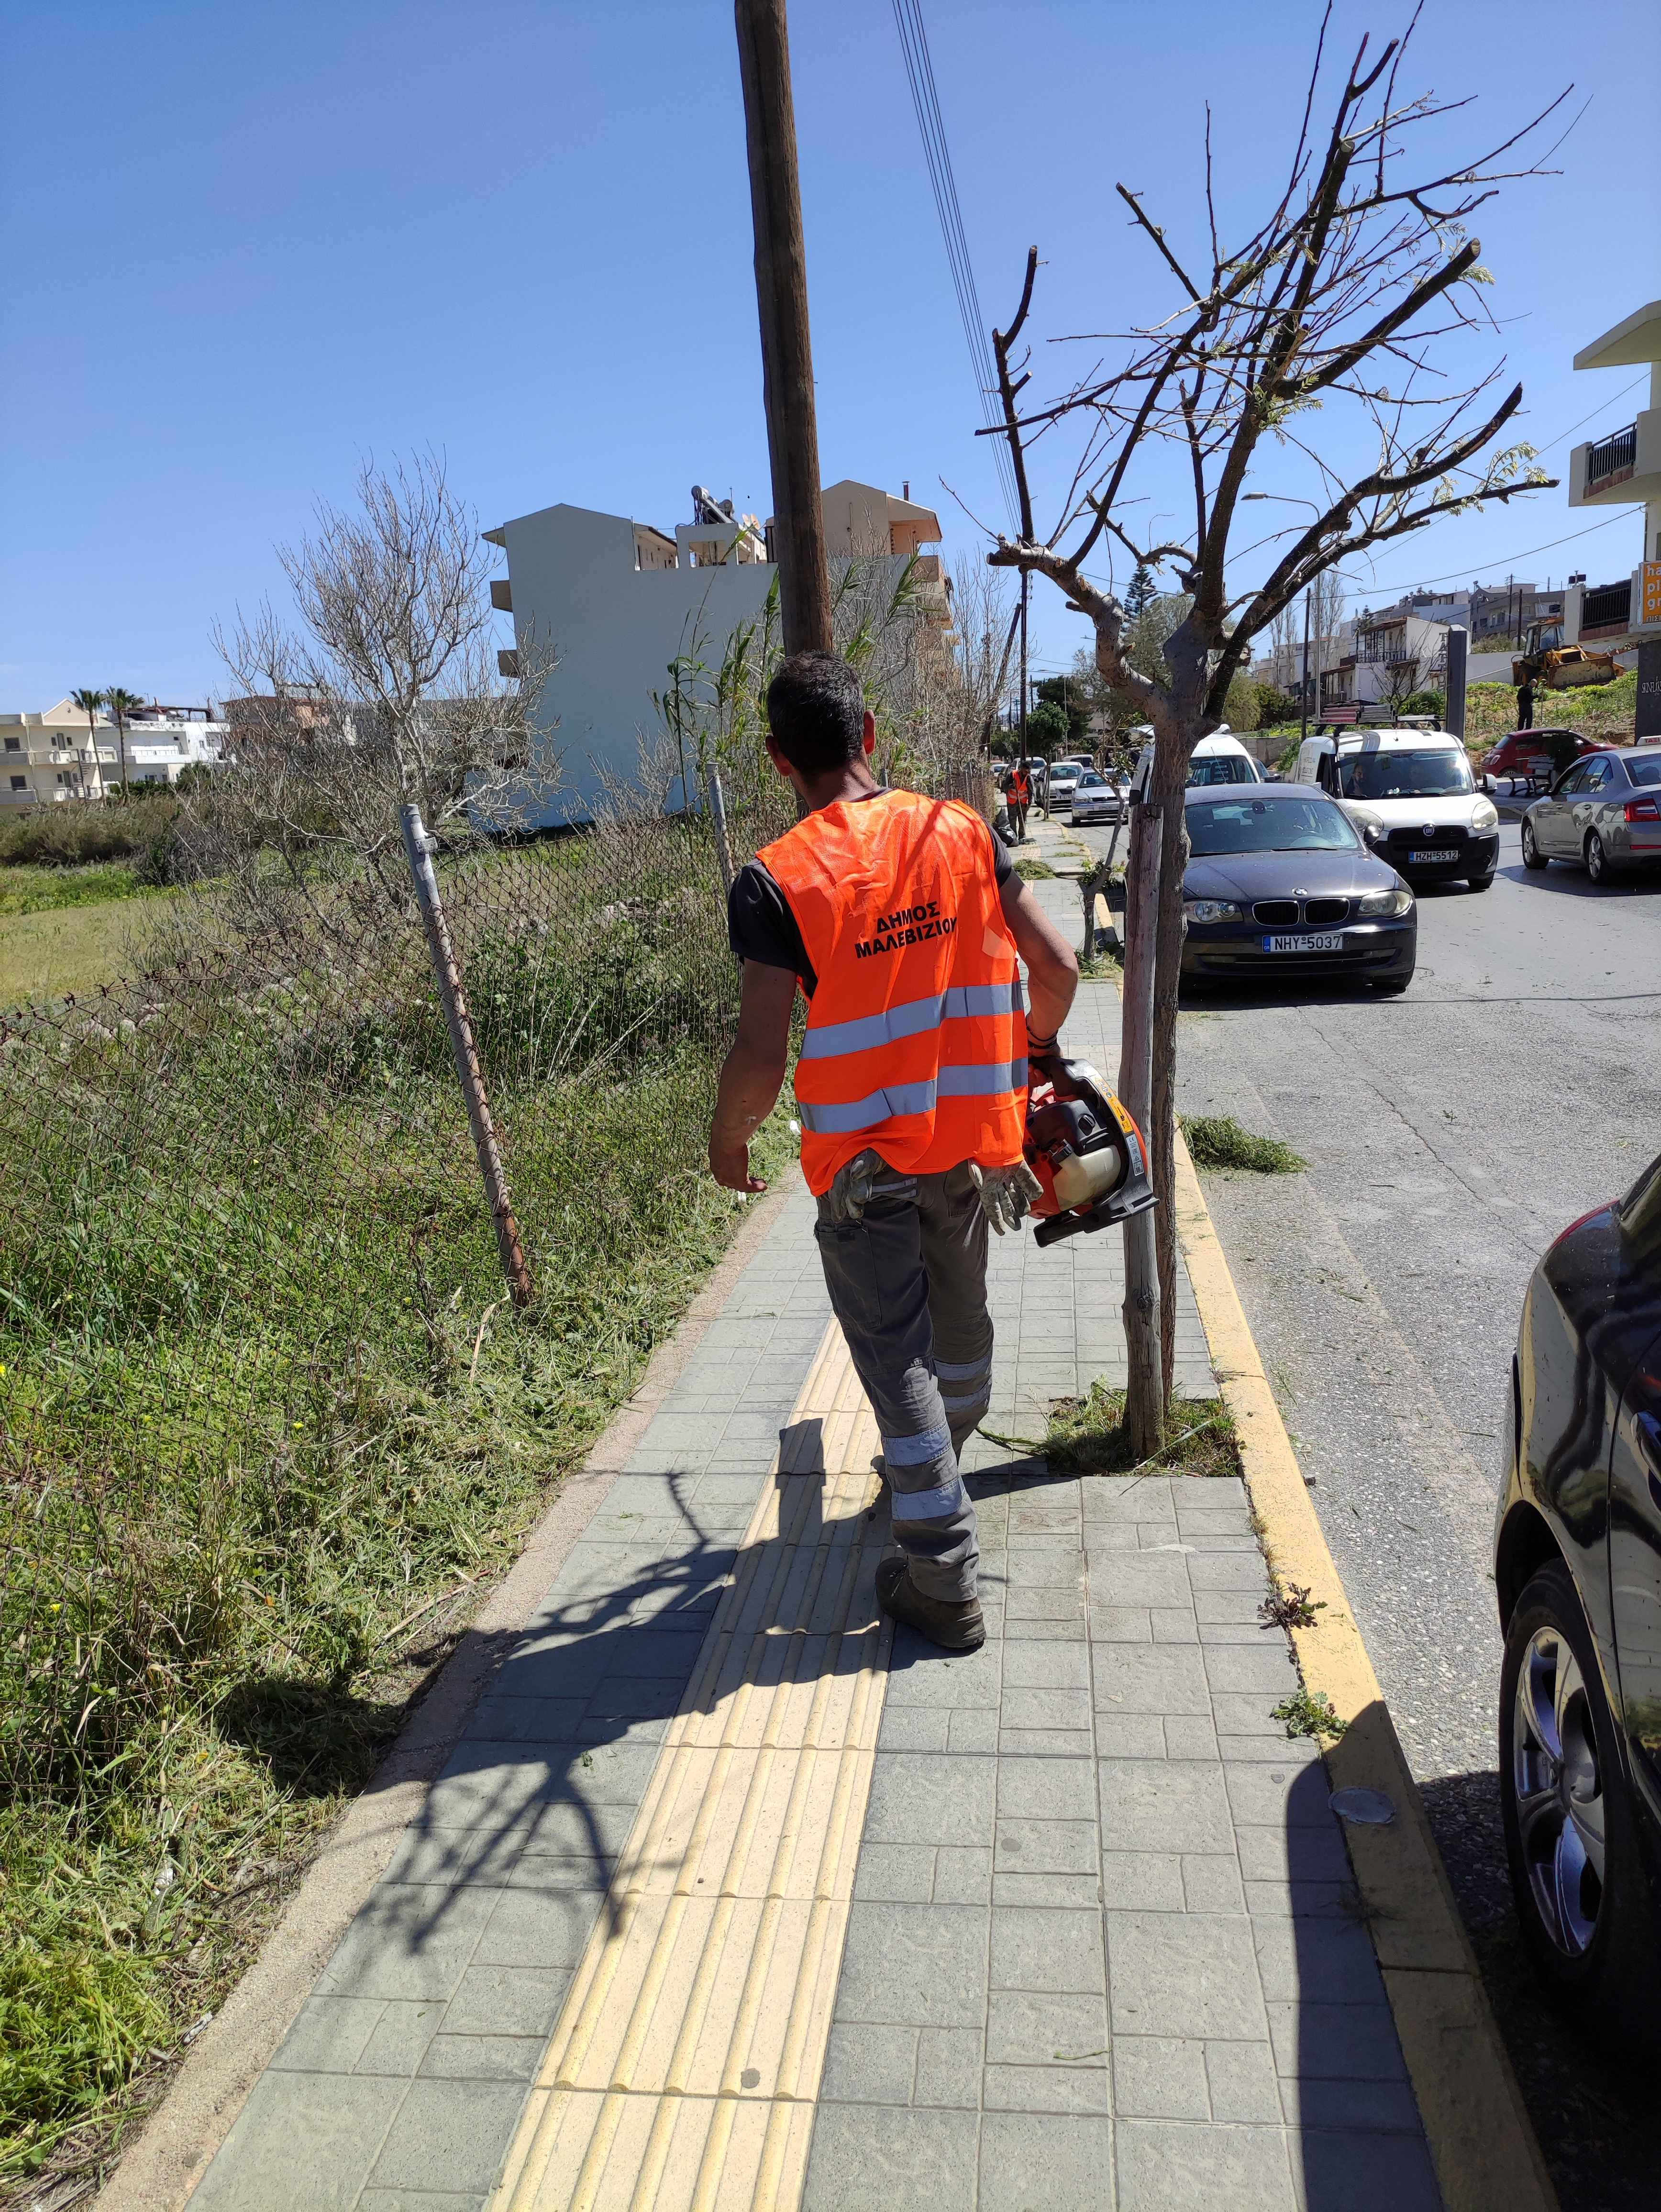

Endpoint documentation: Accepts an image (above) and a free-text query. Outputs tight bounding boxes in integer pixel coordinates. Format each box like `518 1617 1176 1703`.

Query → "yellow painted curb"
490 1320 885 2212
1171 1129 1558 2212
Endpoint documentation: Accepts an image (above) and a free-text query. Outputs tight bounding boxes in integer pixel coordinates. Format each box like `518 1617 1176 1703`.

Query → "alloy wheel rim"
1523 823 1537 862
1588 835 1605 880
1512 1626 1606 1957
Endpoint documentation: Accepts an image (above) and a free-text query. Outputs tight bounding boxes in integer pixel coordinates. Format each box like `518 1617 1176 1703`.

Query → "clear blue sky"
2 0 1656 708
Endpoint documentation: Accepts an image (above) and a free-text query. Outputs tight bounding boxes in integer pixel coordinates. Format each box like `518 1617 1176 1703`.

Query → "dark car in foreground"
1494 1152 1661 2050
1179 784 1416 992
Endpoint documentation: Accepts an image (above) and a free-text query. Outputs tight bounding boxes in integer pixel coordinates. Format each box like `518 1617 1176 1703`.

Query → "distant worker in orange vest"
1005 762 1031 842
709 653 1079 1648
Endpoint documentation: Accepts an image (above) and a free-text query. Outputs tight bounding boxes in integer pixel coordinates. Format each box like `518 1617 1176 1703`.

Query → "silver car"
1070 770 1126 825
1521 745 1661 885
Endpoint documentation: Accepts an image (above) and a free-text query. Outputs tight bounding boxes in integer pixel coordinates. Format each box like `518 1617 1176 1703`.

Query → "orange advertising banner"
1643 562 1661 627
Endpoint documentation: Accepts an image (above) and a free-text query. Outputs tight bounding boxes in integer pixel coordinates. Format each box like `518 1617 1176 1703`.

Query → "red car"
1480 727 1600 795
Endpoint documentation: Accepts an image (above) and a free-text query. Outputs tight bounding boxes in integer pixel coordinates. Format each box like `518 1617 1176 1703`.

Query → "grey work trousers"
813 1161 991 1604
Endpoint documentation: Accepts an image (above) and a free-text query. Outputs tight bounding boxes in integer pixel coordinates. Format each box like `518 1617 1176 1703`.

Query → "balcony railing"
1585 424 1637 490
1581 578 1633 637
1356 628 1410 665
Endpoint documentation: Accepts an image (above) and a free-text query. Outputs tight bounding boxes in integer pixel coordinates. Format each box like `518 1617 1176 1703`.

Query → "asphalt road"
1073 811 1661 2209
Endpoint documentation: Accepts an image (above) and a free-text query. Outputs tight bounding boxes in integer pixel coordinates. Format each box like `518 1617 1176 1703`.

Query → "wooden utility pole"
734 0 833 656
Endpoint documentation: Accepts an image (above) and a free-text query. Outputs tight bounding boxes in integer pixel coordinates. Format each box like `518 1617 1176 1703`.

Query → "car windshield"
1339 746 1473 798
1186 795 1359 855
1187 754 1257 786
1075 772 1105 789
1629 756 1661 789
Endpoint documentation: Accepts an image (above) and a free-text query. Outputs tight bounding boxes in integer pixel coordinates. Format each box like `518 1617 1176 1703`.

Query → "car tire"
1521 819 1549 871
1499 1561 1661 2056
1586 830 1616 885
1467 872 1495 892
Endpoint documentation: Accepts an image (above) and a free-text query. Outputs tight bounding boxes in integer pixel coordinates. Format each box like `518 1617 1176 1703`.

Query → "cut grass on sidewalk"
1181 1113 1305 1174
987 1380 1241 1481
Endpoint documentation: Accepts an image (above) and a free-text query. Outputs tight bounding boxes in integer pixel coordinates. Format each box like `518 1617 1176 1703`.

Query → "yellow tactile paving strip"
491 1319 887 2212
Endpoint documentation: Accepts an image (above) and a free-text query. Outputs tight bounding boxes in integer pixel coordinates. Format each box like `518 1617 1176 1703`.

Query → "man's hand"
709 1132 768 1194
969 1159 1044 1235
707 961 797 1196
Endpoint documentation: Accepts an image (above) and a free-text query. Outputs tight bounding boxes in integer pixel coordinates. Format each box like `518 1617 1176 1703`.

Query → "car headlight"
1183 898 1243 924
1345 806 1385 840
1356 885 1414 917
1471 799 1498 831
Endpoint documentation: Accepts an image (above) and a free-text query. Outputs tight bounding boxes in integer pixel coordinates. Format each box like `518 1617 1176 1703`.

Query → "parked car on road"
1480 728 1599 796
1521 746 1661 885
1069 769 1126 826
1295 726 1500 890
1493 1148 1661 2052
1178 783 1416 992
1044 758 1091 809
1186 731 1265 786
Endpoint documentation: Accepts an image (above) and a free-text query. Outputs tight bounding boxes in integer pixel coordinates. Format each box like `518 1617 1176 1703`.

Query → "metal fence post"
399 805 534 1308
705 764 736 893
1445 625 1468 741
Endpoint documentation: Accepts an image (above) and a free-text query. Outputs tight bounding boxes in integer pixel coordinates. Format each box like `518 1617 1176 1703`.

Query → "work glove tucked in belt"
969 1159 1044 1236
823 1149 915 1225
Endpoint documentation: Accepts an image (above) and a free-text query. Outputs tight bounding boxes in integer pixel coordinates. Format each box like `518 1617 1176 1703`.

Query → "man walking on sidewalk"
708 652 1078 1650
1004 760 1031 843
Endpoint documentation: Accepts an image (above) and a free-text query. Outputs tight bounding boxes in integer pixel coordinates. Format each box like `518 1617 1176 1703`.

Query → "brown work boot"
876 1555 985 1651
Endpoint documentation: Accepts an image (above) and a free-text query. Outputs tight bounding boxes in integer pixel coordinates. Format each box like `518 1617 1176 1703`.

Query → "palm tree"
102 687 143 798
68 687 106 799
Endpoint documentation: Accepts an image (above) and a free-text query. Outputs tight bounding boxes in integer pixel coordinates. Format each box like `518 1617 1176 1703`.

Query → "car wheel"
1521 819 1549 871
1467 872 1495 892
1586 830 1616 885
1500 1561 1661 2054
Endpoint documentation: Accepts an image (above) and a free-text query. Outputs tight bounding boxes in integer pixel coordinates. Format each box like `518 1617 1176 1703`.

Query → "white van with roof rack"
1126 727 1265 786
1293 722 1500 891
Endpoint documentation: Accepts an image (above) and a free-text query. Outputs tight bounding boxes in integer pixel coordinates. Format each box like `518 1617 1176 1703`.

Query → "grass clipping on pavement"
1181 1114 1305 1174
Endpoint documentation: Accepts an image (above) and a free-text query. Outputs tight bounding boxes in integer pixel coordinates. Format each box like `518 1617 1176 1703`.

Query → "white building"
484 479 947 826
1318 607 1449 715
1563 301 1661 685
0 699 225 807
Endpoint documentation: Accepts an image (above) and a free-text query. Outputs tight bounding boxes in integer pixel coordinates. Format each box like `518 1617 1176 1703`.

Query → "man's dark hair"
765 651 865 774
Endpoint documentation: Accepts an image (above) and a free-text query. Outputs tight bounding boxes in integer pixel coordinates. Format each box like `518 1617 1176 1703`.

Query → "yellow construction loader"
1512 619 1622 690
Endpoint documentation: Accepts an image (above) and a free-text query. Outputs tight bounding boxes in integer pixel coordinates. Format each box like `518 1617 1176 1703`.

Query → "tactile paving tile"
492 1319 888 2212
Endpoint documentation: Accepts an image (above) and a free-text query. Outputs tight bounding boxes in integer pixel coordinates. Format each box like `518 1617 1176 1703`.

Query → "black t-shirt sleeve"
728 861 816 995
988 824 1014 883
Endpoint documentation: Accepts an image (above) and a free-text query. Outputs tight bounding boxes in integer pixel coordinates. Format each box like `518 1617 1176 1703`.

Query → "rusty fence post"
399 805 534 1308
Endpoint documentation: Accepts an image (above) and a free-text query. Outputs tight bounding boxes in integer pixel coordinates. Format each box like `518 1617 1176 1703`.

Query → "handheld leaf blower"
1024 1056 1157 1248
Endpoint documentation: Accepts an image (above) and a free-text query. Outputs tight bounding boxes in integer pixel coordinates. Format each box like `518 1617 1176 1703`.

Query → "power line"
1338 509 1634 598
891 0 1019 530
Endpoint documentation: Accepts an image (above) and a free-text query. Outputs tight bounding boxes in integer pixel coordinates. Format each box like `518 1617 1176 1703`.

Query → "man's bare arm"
709 961 798 1193
999 873 1079 1046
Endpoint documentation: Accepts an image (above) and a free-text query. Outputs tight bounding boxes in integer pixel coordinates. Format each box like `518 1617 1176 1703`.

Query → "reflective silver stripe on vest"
796 1059 1027 1136
798 978 1025 1062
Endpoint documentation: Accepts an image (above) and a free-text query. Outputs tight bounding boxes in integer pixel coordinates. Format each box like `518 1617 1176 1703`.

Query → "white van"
1126 728 1264 786
1294 726 1500 890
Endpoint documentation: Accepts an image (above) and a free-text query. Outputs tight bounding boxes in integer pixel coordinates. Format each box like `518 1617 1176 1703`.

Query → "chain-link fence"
0 760 992 2188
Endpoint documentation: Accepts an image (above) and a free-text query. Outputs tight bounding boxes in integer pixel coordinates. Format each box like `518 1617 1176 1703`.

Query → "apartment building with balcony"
484 478 948 825
0 698 224 806
1317 605 1448 714
1563 302 1661 710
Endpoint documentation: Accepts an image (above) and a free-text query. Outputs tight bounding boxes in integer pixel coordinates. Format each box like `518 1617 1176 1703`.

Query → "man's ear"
862 708 876 757
764 735 793 782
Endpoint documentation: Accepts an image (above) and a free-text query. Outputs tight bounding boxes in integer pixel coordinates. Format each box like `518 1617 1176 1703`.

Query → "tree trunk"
1117 796 1163 1454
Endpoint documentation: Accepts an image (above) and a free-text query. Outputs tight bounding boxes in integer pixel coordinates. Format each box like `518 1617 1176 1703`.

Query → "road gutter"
1170 1126 1559 2212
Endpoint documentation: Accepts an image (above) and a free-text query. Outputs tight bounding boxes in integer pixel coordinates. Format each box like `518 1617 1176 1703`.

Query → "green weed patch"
1181 1114 1306 1174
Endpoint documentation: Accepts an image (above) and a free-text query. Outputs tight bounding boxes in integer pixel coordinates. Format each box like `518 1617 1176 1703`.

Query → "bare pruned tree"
204 453 555 934
981 14 1561 1426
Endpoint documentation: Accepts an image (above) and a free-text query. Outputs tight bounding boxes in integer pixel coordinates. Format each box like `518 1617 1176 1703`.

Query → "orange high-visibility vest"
1009 769 1030 803
758 790 1028 1195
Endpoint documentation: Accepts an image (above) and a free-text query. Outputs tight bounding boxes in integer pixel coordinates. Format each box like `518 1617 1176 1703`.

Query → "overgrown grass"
0 795 180 870
1012 1380 1241 1480
0 820 790 2191
1181 1114 1306 1174
0 898 166 1007
1013 853 1056 881
0 864 149 917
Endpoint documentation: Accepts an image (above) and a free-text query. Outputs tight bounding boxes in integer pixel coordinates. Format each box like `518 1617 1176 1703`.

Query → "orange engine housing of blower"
1023 1056 1158 1247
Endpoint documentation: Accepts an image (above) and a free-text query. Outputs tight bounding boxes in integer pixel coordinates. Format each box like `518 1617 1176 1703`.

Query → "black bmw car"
1494 1152 1661 2051
1179 783 1417 993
